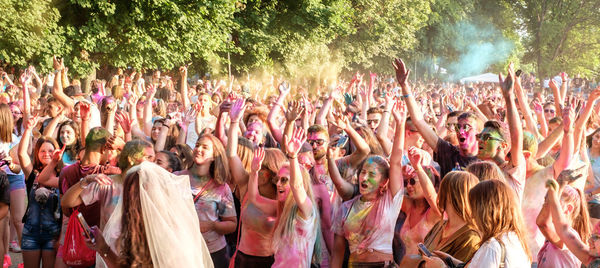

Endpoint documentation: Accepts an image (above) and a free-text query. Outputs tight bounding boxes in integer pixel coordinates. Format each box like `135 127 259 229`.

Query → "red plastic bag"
61 210 96 267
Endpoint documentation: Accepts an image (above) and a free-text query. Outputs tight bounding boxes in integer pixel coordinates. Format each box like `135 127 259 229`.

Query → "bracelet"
383 110 390 113
287 154 297 159
401 94 411 99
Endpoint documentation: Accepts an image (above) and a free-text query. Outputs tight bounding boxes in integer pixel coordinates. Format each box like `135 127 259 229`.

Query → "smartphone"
446 105 454 112
77 213 95 243
417 243 432 257
331 135 348 148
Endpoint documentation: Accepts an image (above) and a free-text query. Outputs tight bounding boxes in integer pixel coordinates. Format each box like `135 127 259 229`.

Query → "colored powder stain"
367 177 377 185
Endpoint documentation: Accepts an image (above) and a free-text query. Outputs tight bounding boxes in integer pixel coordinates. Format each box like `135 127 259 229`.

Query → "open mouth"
360 182 369 189
278 189 285 194
459 137 466 143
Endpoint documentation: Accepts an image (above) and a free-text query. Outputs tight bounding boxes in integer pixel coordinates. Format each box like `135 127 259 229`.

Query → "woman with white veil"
86 161 213 267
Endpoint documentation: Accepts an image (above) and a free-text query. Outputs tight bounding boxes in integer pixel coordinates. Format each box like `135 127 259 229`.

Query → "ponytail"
562 186 591 244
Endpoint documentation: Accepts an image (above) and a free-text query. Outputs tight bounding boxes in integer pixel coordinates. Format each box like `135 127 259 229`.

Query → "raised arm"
143 85 156 136
376 92 394 156
549 79 563 119
20 71 32 123
18 116 38 178
327 146 354 201
394 58 440 151
285 127 313 219
388 99 406 196
546 180 594 266
329 112 369 167
226 98 250 187
51 56 75 110
247 147 277 216
79 102 92 147
553 102 575 179
500 63 525 168
573 88 600 152
267 83 290 143
532 100 548 137
61 174 112 209
179 66 190 110
408 146 441 218
514 76 540 137
315 87 338 125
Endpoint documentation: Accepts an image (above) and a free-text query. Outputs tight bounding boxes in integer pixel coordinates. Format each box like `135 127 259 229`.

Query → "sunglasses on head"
404 178 417 187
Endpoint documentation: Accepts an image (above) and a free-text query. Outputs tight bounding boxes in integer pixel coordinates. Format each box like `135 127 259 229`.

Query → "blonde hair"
272 164 321 262
437 171 479 224
466 161 507 183
561 185 591 244
0 104 13 143
469 180 531 260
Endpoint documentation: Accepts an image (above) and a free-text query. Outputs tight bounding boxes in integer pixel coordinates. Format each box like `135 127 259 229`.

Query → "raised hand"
498 62 515 95
181 107 198 127
179 66 187 77
115 111 132 134
589 87 600 101
532 100 543 114
20 71 31 86
327 146 340 160
562 97 575 131
251 146 265 173
106 135 125 151
52 56 64 71
561 72 568 83
51 144 67 164
393 58 410 85
285 127 307 158
127 94 139 109
24 115 39 130
146 84 156 97
278 82 290 95
80 102 91 122
407 146 423 167
286 100 304 122
329 111 350 130
391 99 407 123
229 98 246 122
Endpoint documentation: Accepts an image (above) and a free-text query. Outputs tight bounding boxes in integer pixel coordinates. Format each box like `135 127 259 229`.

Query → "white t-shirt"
522 166 553 259
272 209 318 268
469 232 531 267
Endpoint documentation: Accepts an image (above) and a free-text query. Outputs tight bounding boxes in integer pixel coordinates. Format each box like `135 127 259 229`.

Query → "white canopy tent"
459 73 499 83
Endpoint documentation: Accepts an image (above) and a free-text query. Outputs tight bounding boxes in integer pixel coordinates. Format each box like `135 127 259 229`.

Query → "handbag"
61 209 96 267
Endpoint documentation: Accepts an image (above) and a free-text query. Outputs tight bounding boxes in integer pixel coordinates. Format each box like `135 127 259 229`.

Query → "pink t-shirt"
537 238 581 268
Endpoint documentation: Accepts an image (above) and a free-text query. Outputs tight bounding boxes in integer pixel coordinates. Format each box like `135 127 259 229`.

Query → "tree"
514 0 600 79
0 0 64 72
57 0 239 77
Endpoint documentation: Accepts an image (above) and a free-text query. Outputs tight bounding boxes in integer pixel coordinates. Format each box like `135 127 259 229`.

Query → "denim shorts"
21 233 57 251
7 173 25 191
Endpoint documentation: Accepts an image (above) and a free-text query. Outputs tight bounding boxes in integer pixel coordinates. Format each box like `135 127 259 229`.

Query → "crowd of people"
0 55 598 268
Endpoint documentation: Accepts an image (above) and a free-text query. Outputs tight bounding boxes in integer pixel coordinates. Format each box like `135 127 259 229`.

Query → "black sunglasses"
404 178 417 187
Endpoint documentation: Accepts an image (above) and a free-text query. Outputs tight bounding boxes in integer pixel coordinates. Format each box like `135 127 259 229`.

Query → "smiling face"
593 132 600 149
477 127 506 160
307 131 328 161
274 166 291 202
10 105 21 121
59 124 76 146
456 117 479 155
151 121 163 141
38 142 55 166
194 138 214 165
358 157 387 196
244 122 264 146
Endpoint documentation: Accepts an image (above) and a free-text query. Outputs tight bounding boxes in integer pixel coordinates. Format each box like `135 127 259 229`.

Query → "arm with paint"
500 64 526 170
553 103 575 179
393 58 440 152
573 88 600 153
515 75 540 138
285 127 313 219
327 146 354 201
267 83 290 143
376 92 394 156
247 147 277 216
389 99 406 197
226 98 250 188
330 112 370 167
408 147 441 218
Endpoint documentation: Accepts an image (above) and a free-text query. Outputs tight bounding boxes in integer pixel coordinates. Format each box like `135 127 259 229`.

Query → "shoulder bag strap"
497 238 506 268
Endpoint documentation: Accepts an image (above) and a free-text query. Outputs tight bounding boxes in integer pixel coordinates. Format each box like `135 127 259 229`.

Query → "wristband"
287 154 297 159
401 94 411 99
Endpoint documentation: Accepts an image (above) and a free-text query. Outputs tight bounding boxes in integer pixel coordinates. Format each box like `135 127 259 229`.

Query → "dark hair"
307 124 328 136
119 172 153 267
33 136 59 172
159 150 182 172
482 120 509 142
587 128 600 148
57 120 82 161
118 140 153 171
171 144 194 170
367 107 383 115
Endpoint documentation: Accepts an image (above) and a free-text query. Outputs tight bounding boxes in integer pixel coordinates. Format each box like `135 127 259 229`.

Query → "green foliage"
0 0 64 73
514 0 600 78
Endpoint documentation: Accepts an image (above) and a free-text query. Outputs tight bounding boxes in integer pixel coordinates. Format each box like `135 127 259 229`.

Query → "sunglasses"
366 119 379 125
404 178 417 187
544 109 556 114
476 133 504 142
307 139 326 146
271 176 289 185
454 124 473 133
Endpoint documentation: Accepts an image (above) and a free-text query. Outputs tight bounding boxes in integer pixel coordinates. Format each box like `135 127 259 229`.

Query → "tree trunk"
81 68 96 94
